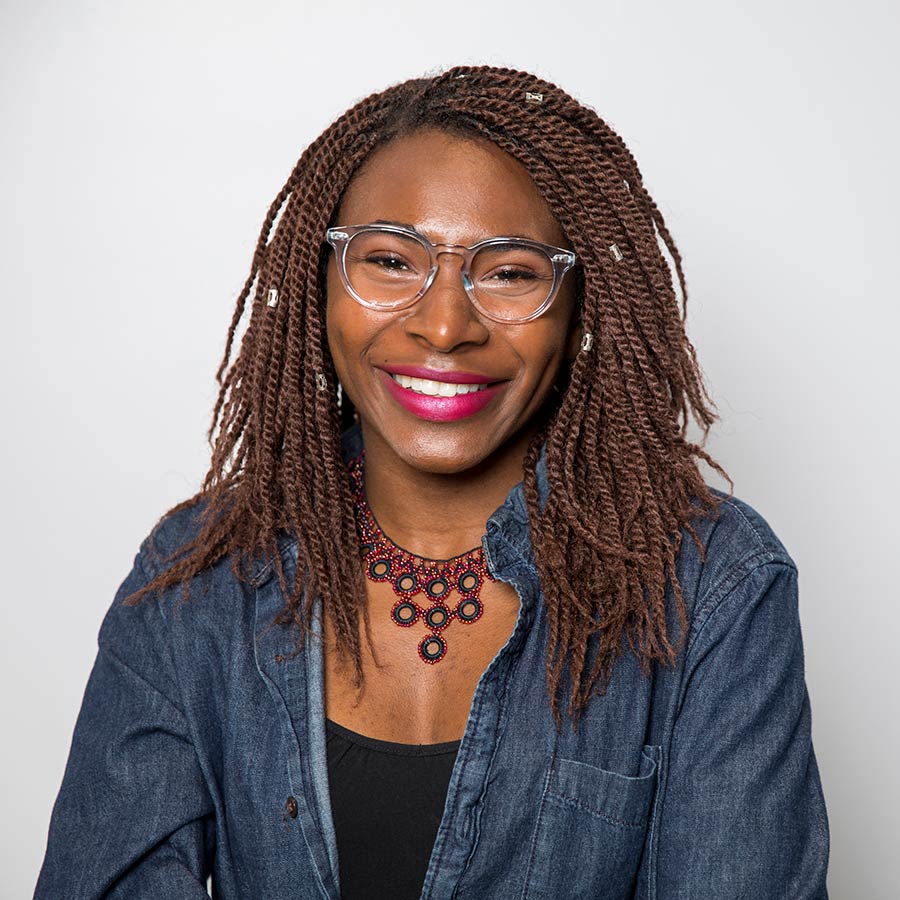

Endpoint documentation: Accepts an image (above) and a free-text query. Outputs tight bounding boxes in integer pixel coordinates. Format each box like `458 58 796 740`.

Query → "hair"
123 64 733 732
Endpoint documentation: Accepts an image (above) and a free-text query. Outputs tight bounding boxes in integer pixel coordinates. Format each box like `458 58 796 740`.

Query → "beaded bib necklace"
347 451 496 664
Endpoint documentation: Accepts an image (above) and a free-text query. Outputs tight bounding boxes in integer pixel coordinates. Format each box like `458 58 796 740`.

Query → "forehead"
335 129 568 247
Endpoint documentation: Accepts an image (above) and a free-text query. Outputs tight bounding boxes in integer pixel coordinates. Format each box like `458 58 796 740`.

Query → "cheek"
517 319 573 373
324 302 355 390
324 283 384 388
324 263 338 347
325 307 356 383
325 263 355 355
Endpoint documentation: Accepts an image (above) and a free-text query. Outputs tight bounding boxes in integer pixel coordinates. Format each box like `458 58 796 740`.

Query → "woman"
35 66 830 899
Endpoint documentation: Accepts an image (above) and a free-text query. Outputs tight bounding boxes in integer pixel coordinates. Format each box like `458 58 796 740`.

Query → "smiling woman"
35 66 830 899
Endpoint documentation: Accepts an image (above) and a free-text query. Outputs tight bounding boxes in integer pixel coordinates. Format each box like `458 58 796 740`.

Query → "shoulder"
100 495 294 656
138 496 219 577
97 496 300 705
701 485 797 571
679 485 801 657
136 494 298 584
92 501 213 708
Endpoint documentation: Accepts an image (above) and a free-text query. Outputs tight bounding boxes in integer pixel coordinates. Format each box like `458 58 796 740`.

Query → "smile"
390 374 488 397
377 369 506 423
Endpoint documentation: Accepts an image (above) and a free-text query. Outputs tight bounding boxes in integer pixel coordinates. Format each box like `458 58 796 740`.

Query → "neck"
355 422 536 560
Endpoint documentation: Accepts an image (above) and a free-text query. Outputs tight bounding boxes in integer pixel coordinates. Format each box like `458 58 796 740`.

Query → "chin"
402 436 496 476
402 423 535 478
357 403 538 477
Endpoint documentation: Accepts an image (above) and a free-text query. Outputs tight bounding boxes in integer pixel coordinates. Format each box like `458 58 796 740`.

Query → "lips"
376 367 508 422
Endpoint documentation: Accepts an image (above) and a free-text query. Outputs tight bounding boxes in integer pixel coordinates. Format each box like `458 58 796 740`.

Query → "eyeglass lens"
342 229 556 320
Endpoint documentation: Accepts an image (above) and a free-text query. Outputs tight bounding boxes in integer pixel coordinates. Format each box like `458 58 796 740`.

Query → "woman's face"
325 128 580 476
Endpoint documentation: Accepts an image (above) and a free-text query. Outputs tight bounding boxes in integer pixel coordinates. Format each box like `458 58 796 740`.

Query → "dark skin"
323 128 581 743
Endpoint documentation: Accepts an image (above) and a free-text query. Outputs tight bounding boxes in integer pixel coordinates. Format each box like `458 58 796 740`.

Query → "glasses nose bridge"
433 241 470 263
428 241 474 290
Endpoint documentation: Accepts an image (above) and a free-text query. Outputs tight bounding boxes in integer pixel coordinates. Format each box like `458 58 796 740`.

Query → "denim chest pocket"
523 745 660 900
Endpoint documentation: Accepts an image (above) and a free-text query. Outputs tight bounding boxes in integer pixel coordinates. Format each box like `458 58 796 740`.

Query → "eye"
472 244 555 287
356 252 413 272
487 266 540 282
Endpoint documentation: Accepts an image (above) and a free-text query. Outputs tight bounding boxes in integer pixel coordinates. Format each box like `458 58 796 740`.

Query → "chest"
322 577 521 744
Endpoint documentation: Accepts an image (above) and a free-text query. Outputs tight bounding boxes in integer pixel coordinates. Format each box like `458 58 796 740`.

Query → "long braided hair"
123 65 733 731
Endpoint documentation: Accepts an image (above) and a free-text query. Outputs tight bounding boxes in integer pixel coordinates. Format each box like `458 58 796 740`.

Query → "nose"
403 250 490 352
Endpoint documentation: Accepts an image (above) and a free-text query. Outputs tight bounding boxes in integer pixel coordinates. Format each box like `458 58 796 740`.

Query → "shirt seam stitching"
96 642 188 718
685 558 796 668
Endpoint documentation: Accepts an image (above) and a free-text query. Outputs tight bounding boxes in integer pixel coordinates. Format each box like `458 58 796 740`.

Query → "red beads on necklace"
348 452 495 664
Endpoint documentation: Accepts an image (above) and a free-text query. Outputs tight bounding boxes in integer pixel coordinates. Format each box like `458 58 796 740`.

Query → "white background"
2 0 897 896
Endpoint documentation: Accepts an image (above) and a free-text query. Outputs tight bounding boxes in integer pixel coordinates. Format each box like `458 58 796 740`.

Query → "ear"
565 319 584 362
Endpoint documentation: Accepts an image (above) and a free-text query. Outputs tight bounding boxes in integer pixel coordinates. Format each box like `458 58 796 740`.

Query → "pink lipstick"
381 364 498 384
376 367 507 422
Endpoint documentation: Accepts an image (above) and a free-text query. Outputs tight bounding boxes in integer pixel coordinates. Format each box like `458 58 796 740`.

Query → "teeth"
391 373 489 397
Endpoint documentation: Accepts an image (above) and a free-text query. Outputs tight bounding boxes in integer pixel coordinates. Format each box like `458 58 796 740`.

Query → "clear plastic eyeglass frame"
325 223 577 324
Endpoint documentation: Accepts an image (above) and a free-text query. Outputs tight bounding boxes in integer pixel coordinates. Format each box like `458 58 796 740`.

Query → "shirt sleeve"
34 542 215 899
648 560 830 899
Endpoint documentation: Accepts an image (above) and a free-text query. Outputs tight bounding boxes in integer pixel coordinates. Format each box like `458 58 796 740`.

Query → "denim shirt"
35 425 830 899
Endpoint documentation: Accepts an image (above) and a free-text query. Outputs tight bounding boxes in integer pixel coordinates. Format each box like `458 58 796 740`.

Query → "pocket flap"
548 745 659 826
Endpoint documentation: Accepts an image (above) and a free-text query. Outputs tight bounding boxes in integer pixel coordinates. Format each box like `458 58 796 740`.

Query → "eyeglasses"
325 223 577 324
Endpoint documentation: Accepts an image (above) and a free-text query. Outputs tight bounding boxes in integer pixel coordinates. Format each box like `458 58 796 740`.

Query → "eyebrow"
372 218 417 230
370 218 546 243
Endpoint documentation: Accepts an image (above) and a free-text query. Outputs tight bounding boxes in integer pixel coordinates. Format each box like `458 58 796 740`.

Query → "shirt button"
285 796 298 818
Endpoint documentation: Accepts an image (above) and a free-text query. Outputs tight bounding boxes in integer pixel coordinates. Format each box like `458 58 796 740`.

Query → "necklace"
347 451 496 664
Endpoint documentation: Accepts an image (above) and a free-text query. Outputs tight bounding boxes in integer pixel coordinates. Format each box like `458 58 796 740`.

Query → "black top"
324 717 462 900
